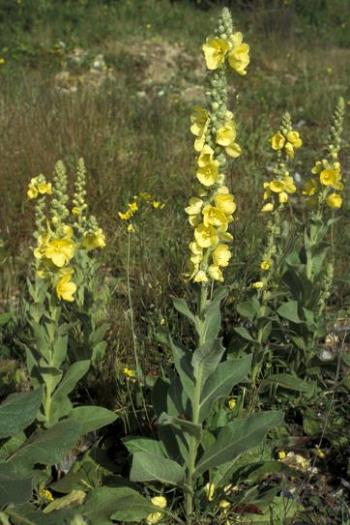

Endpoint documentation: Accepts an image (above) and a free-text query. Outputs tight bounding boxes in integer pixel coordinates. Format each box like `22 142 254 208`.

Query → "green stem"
126 233 142 381
185 283 209 524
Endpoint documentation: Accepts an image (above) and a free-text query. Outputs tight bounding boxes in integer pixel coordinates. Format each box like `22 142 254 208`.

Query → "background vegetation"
0 0 349 523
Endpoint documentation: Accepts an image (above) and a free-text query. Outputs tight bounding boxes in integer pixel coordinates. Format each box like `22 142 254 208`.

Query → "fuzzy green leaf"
277 301 302 324
195 411 283 476
0 389 42 439
130 451 184 486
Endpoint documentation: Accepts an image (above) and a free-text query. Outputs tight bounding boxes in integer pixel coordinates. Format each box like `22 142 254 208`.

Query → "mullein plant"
235 113 301 388
123 9 282 525
25 159 107 426
276 97 347 373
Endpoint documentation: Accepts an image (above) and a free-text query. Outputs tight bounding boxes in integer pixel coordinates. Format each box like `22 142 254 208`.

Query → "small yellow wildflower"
128 201 138 213
146 496 167 525
261 202 274 213
214 189 237 215
278 450 287 460
118 210 133 220
45 238 75 267
38 489 54 502
0 58 5 65
227 397 236 410
227 32 250 75
326 192 342 209
203 205 229 231
260 260 271 271
204 482 215 502
127 223 135 233
123 367 136 378
191 106 210 152
56 272 77 302
208 265 224 282
251 281 264 289
151 200 164 209
216 121 236 147
194 224 219 248
319 167 342 189
219 499 231 510
271 132 285 151
197 160 220 187
212 244 232 267
82 229 106 250
193 269 209 283
202 37 230 70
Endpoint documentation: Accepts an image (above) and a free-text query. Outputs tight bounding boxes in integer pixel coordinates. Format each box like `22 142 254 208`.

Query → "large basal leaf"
110 493 162 522
0 469 33 506
199 355 252 422
7 419 83 474
82 486 152 523
195 411 283 476
130 451 184 486
68 406 117 434
0 388 42 439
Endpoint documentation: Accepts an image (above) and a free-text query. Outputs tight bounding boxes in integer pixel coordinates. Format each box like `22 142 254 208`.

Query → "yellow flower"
127 223 135 233
118 210 132 220
212 244 231 267
38 489 54 502
128 201 138 213
193 270 209 283
261 202 274 212
271 132 285 151
152 200 164 209
197 160 220 187
314 446 326 459
278 450 287 460
185 197 203 216
227 397 236 410
0 58 5 65
194 224 219 248
216 121 236 147
123 367 136 378
208 265 224 281
191 106 209 152
202 37 230 70
283 174 296 193
214 189 237 215
225 142 242 158
279 191 289 204
227 32 250 75
146 496 167 525
286 131 302 149
204 482 215 502
260 260 271 271
27 176 52 200
251 281 264 289
37 182 52 195
82 229 106 250
72 206 82 216
320 168 342 189
219 499 231 510
326 192 342 209
202 205 228 231
56 272 77 302
197 144 215 167
284 141 295 158
269 180 285 193
45 238 75 267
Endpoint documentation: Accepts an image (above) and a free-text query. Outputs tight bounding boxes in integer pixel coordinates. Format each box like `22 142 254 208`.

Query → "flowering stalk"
184 8 249 523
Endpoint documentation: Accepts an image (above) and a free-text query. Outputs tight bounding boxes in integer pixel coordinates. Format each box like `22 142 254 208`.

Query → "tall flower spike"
263 112 299 214
50 160 70 233
187 8 249 284
72 157 88 233
303 97 345 210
